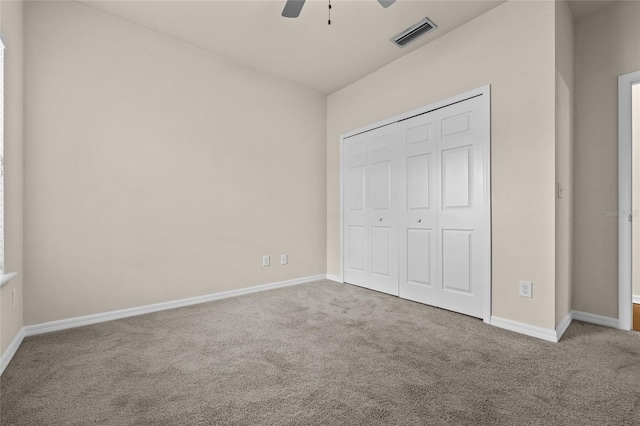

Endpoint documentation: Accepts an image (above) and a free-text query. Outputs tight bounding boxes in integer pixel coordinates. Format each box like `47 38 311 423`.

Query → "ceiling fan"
282 0 396 18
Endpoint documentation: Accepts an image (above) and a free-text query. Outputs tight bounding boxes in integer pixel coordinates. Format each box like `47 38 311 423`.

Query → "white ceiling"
76 0 505 94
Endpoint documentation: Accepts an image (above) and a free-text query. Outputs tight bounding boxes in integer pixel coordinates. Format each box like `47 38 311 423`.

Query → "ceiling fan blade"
282 0 306 18
378 0 396 8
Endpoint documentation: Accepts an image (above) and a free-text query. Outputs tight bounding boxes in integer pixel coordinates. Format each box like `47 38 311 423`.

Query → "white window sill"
0 272 17 288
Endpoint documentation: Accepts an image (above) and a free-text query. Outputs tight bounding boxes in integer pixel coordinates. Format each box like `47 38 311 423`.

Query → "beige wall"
24 1 327 325
554 0 573 326
327 1 557 329
18 0 637 337
573 0 640 317
633 83 640 298
0 0 24 356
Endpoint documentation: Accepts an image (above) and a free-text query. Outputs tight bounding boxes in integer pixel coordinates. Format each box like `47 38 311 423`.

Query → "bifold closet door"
398 113 438 304
435 96 487 318
343 123 399 296
398 95 487 318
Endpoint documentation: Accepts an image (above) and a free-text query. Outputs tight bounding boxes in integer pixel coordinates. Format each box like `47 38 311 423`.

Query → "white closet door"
398 113 437 304
343 92 489 319
435 95 486 318
368 124 399 295
343 123 399 295
343 134 368 288
397 95 487 318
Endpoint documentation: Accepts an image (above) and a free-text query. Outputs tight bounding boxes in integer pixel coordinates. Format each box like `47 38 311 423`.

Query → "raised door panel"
347 140 366 162
346 226 366 274
441 111 472 141
441 229 472 294
406 154 430 211
438 227 482 317
370 161 391 211
407 228 432 286
405 123 433 154
369 134 392 160
348 166 366 212
442 146 473 210
371 226 391 278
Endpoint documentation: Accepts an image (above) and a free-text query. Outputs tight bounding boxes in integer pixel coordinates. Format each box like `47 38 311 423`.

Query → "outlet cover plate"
519 280 533 298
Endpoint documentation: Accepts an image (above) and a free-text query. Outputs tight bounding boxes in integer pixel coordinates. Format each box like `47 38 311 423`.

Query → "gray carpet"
1 280 639 425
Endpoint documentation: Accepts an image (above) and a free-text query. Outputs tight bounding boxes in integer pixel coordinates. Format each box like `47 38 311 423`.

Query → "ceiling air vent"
391 17 437 48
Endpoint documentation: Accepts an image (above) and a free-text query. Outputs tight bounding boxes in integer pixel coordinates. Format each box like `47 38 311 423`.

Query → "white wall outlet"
519 280 533 298
12 289 16 309
281 254 288 265
262 255 270 267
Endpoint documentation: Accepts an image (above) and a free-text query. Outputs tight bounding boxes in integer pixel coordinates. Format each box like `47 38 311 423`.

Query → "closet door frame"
339 85 492 324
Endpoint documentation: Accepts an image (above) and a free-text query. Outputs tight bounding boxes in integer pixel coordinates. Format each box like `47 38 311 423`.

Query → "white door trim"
480 89 492 324
339 85 492 323
618 71 640 331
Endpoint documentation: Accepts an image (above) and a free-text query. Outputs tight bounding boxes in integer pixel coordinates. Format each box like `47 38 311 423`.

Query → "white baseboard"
0 275 324 376
555 312 573 341
24 274 325 338
1 276 627 376
571 310 619 329
326 274 343 283
492 309 621 343
633 295 640 304
0 327 25 376
490 316 558 342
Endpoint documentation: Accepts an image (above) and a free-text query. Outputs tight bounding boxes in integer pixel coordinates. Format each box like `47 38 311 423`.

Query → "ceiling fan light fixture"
378 0 397 8
282 0 306 18
282 0 396 19
391 17 438 48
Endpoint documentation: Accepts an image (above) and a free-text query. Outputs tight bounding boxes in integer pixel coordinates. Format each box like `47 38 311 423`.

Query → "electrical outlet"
519 280 533 298
262 255 270 267
12 289 16 309
281 254 288 265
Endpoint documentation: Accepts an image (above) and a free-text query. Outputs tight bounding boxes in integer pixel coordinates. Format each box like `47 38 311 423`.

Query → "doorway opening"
632 81 640 331
618 70 640 331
